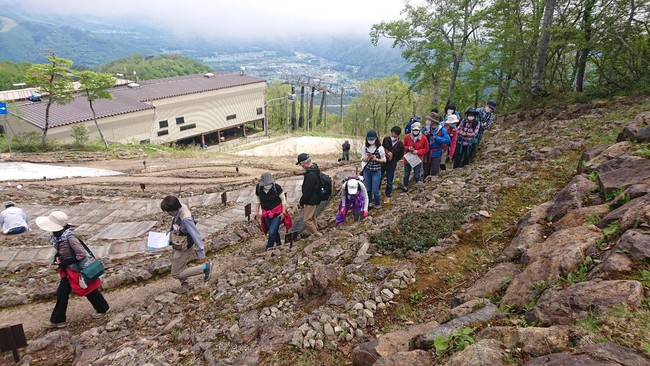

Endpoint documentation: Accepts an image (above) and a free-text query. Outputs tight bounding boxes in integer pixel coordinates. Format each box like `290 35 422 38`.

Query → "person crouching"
335 177 369 226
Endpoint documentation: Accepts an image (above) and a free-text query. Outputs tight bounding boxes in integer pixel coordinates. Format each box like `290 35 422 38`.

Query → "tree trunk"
298 86 305 128
575 0 596 92
89 99 109 149
291 85 297 130
432 72 440 107
531 0 557 96
42 99 53 145
449 54 462 98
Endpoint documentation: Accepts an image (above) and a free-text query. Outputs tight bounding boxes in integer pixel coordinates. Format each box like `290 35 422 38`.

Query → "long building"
4 72 267 146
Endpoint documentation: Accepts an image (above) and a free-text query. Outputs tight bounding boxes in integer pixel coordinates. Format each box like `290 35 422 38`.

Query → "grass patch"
577 305 650 354
370 197 481 253
367 255 400 267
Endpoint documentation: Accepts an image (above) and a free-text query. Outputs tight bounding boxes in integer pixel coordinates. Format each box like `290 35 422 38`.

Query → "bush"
70 123 89 147
371 198 480 252
2 132 61 152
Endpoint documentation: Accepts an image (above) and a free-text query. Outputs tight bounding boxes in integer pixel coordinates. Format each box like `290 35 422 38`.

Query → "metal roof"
10 72 266 129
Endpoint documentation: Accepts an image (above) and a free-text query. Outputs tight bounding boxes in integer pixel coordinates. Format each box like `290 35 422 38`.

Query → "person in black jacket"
381 126 405 203
296 153 321 236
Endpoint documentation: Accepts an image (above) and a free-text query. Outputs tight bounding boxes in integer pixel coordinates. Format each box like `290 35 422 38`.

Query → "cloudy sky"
6 0 407 39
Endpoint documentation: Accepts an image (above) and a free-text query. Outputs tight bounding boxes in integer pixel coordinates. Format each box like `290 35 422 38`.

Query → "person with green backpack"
35 211 110 328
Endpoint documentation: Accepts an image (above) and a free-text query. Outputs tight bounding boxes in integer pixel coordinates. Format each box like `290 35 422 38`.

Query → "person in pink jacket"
402 122 430 192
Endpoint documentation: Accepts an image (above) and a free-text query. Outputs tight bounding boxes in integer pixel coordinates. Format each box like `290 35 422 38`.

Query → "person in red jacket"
402 122 430 192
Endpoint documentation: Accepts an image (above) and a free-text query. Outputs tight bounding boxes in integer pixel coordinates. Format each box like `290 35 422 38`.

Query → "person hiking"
381 126 405 203
335 176 369 225
402 121 429 192
254 173 291 251
442 114 460 169
35 211 110 328
441 103 462 122
425 113 451 179
422 111 440 180
479 100 496 132
160 195 212 294
296 153 321 237
341 140 351 161
453 107 481 168
404 115 421 135
362 130 387 210
1 201 29 235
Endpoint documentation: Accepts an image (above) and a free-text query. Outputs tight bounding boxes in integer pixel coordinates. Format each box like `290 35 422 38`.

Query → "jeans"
363 169 382 207
51 276 109 324
403 163 421 190
264 215 282 249
342 151 350 161
5 226 26 235
381 168 396 197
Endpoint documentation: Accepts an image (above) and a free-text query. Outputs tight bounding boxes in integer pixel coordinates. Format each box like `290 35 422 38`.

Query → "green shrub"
371 198 480 252
70 123 90 147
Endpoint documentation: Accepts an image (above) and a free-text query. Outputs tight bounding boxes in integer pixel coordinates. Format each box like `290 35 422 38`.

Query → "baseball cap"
296 153 310 165
347 179 359 195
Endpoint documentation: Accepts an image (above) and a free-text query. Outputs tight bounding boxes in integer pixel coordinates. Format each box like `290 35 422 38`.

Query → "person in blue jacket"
424 112 451 179
404 115 421 135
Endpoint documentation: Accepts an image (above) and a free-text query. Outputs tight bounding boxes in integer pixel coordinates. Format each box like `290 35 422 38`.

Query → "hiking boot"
47 321 66 329
94 308 110 318
203 261 213 282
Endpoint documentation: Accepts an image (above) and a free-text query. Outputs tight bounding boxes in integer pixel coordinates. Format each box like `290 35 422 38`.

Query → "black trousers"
50 277 109 323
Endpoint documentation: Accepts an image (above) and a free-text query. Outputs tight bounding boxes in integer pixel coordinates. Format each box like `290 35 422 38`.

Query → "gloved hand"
363 211 369 218
339 207 348 216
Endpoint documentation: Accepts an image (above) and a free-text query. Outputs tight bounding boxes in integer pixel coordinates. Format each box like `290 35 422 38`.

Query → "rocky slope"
2 96 650 365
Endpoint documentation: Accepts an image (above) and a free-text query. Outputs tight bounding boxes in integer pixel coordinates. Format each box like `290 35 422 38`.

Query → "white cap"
347 179 359 195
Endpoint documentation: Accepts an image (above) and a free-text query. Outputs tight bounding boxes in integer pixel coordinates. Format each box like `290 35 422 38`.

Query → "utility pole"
340 87 344 127
307 86 315 131
298 86 305 128
291 85 297 130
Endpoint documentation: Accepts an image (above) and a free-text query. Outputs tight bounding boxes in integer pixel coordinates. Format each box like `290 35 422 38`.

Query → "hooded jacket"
300 163 322 206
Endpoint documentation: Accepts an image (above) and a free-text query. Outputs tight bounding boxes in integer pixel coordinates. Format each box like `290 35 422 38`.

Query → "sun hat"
35 211 70 232
347 179 359 195
446 114 460 124
296 153 310 165
259 172 275 186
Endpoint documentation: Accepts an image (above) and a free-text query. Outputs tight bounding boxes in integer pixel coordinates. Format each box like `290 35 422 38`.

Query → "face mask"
367 138 376 145
391 136 398 143
412 130 420 136
447 109 454 115
468 116 475 121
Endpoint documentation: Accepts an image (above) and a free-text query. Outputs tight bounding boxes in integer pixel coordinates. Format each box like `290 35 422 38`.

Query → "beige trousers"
303 204 319 235
170 245 203 285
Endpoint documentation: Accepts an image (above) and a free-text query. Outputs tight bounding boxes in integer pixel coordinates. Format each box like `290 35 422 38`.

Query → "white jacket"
0 206 29 234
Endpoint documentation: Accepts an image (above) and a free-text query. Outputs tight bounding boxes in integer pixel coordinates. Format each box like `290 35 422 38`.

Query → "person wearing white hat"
1 201 29 235
335 176 369 226
35 211 110 328
402 121 430 192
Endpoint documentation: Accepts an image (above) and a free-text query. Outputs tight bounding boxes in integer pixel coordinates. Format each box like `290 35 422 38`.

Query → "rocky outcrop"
501 226 602 308
617 111 650 143
597 156 650 196
498 224 546 262
477 325 584 356
410 303 504 351
452 263 520 306
529 280 644 326
600 194 650 231
525 342 650 366
547 175 597 221
373 350 431 366
444 339 507 366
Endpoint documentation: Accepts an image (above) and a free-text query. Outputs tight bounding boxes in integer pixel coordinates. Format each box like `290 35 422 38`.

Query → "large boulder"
373 350 431 366
600 194 650 232
476 325 584 356
516 202 553 230
617 111 650 143
443 339 507 366
553 204 610 231
452 263 521 306
597 156 650 196
525 341 650 366
547 175 597 221
578 145 608 173
502 226 602 308
498 224 545 262
300 264 341 298
613 229 650 261
351 321 439 366
529 280 644 326
410 303 504 351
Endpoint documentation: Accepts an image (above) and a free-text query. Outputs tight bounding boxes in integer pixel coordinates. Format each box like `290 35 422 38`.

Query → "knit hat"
259 173 274 187
35 211 70 232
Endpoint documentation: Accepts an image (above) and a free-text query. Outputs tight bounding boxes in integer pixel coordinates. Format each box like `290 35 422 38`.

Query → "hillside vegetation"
97 54 213 81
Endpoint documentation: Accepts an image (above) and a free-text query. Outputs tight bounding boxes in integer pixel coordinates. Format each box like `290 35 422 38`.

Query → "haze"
3 0 405 39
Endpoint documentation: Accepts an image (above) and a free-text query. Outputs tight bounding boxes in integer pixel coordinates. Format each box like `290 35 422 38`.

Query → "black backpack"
314 171 332 201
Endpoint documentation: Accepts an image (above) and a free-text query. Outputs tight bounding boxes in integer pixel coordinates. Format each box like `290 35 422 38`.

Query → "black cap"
366 130 378 139
487 100 497 108
296 153 310 165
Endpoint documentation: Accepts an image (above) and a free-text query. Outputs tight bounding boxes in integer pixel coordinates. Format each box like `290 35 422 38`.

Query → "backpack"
314 171 332 201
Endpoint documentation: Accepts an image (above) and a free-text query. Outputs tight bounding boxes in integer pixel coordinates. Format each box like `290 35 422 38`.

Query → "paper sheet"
404 152 422 167
147 231 170 250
